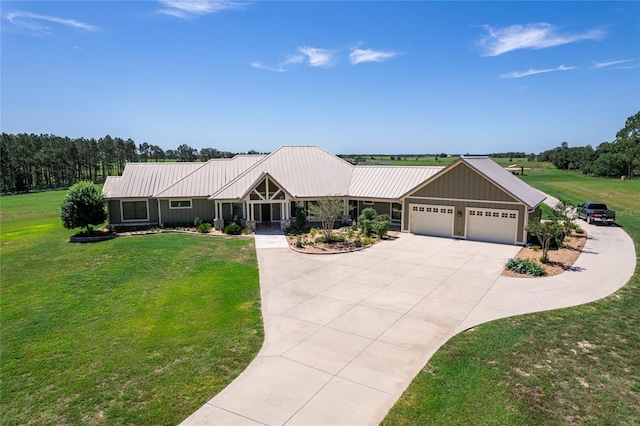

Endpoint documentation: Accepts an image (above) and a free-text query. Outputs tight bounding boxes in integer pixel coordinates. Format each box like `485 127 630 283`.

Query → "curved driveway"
183 223 636 425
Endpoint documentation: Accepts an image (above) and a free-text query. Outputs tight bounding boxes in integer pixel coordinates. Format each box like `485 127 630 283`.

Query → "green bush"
193 217 203 227
295 208 307 230
223 223 241 235
196 223 212 233
505 258 546 276
242 228 253 235
60 181 107 234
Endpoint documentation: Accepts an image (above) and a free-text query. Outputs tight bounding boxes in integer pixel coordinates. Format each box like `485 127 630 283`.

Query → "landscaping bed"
286 228 399 254
502 230 588 277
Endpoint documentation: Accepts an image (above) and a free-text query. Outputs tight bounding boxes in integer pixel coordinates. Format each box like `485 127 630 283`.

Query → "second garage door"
410 204 454 238
466 208 518 245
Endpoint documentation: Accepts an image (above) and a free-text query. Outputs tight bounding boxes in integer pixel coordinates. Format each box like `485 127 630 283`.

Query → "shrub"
372 214 390 238
506 258 546 276
295 208 307 230
232 215 242 227
242 228 253 235
361 237 375 246
197 223 212 233
193 217 203 228
60 181 107 234
224 223 241 235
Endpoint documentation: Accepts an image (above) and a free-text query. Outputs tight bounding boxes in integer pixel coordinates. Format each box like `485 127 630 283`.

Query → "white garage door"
466 208 518 245
410 204 454 238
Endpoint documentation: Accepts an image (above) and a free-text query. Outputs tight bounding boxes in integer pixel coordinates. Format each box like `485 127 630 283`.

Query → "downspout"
157 199 162 226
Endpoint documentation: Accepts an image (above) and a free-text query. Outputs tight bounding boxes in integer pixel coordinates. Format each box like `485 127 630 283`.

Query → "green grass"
340 155 553 170
383 167 640 425
1 191 263 425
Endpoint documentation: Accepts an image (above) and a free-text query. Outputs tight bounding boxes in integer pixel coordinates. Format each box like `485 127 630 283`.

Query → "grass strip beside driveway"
1 192 263 425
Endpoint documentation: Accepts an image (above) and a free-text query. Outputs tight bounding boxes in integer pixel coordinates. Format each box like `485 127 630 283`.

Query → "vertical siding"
358 201 391 217
160 199 214 224
108 200 121 224
411 163 517 203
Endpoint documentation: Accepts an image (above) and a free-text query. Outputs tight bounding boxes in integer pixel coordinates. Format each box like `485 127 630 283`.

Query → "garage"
409 204 454 238
466 207 518 245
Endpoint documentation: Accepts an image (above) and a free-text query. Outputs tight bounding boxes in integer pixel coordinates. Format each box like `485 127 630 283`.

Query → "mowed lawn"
1 191 263 425
383 169 640 425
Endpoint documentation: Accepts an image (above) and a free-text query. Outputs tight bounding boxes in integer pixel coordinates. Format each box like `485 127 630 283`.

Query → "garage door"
466 208 518 245
410 204 454 238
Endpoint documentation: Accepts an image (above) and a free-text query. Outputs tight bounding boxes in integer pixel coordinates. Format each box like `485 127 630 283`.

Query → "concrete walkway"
183 223 636 425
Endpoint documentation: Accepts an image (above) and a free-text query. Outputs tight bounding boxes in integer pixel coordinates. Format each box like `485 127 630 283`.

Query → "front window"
392 203 402 221
170 199 192 209
122 200 148 221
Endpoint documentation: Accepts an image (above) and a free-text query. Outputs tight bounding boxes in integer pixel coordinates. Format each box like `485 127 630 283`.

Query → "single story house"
102 145 545 245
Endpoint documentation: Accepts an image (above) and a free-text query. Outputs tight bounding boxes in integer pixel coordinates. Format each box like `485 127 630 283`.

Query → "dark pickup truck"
576 202 616 224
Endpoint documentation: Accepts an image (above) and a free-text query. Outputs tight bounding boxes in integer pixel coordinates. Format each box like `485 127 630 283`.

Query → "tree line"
538 111 639 179
0 133 262 193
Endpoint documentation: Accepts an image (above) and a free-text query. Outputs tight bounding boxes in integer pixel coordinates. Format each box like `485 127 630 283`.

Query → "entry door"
261 203 271 222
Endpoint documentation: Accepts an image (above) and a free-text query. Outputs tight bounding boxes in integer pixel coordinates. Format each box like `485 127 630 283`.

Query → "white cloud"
500 65 577 79
158 0 248 18
591 59 635 69
250 61 286 72
479 23 605 56
4 10 101 34
349 48 397 64
298 46 335 67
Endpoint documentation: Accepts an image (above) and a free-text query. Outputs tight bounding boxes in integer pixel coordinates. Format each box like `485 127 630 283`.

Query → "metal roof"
102 148 545 209
460 157 546 208
154 155 266 198
349 166 444 199
102 162 203 198
211 146 354 199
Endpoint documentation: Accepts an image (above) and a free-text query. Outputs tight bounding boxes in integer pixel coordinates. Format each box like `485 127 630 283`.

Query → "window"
426 207 432 212
232 202 243 219
447 209 454 214
363 200 374 205
477 211 483 216
392 203 402 221
122 200 148 221
413 206 419 212
169 199 192 209
493 212 500 217
470 210 476 216
502 213 508 218
509 213 517 219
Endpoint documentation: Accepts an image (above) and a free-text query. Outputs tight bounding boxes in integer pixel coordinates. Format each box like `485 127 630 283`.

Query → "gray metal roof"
460 157 546 208
349 166 443 199
154 155 266 198
102 162 203 198
211 146 354 199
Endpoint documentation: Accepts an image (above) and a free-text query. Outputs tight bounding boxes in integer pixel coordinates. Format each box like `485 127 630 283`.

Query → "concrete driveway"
183 223 635 425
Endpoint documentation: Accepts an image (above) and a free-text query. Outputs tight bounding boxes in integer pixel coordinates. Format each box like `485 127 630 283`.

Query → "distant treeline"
538 111 639 179
0 133 263 193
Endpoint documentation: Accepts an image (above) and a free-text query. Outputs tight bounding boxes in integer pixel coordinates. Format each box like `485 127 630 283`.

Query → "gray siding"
108 199 159 225
160 199 214 224
411 163 518 203
357 201 391 217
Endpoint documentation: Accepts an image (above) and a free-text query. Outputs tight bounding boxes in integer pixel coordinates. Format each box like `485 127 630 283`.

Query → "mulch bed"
502 231 588 278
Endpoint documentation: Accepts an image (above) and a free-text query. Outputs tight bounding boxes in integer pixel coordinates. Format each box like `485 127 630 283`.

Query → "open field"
0 191 263 424
383 168 640 425
339 155 553 171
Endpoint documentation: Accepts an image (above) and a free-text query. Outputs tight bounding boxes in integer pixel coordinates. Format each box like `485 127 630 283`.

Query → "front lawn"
0 191 263 424
383 169 640 425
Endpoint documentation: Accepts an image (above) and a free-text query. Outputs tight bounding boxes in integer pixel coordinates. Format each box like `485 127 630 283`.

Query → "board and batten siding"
159 199 214 224
411 162 519 203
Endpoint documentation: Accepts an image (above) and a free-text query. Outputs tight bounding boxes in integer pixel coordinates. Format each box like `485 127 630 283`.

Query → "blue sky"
2 1 638 155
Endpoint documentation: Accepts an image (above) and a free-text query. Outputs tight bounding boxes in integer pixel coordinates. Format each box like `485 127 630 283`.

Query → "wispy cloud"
479 23 605 56
253 44 398 72
4 10 101 34
349 48 397 64
500 65 577 79
591 59 635 69
158 0 248 18
298 46 335 68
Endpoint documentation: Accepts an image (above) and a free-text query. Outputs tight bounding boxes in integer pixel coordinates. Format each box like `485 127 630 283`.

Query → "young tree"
526 220 562 264
60 181 108 234
306 197 345 242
